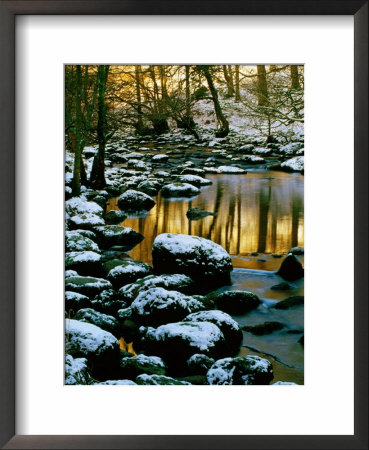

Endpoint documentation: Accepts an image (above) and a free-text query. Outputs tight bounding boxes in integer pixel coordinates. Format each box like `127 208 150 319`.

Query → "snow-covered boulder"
277 254 304 281
65 276 112 298
120 354 167 379
215 290 261 315
136 374 191 385
65 354 93 385
131 287 205 326
94 225 144 249
152 154 169 162
69 213 105 230
117 189 155 212
238 144 254 153
217 165 247 174
273 381 298 385
136 179 161 196
65 319 120 379
288 246 304 255
106 259 152 289
66 197 104 218
65 251 102 276
241 155 266 164
279 142 303 156
161 183 200 198
280 156 304 173
186 354 215 375
253 147 272 156
65 291 91 313
118 274 196 305
206 356 273 385
181 167 206 176
184 310 242 354
91 289 128 316
152 233 233 289
177 174 212 187
73 308 121 337
141 321 228 369
65 231 100 253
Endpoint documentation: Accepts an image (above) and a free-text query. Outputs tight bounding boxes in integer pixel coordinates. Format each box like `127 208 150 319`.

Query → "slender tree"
290 65 301 89
201 65 230 137
256 65 269 106
235 65 241 102
90 65 109 189
71 65 83 196
222 65 235 96
134 65 145 133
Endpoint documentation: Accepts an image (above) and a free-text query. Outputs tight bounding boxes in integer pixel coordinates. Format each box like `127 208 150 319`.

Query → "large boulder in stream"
105 259 152 289
65 251 102 277
131 287 206 326
140 321 228 371
277 254 304 281
73 308 121 337
117 189 155 212
65 276 112 298
184 310 242 355
65 319 120 379
161 183 200 198
206 356 273 385
152 233 233 289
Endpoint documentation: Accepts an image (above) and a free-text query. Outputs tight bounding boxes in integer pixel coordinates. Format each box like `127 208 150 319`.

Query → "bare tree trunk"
135 65 144 133
235 65 241 101
257 65 269 106
227 65 235 92
202 65 229 137
290 65 301 89
222 65 234 96
185 65 191 118
71 65 83 196
90 65 109 189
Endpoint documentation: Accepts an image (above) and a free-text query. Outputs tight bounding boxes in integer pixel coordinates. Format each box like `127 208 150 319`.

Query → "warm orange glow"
119 337 137 357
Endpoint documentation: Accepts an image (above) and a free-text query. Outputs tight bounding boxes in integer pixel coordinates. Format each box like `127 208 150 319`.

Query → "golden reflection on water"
106 172 304 267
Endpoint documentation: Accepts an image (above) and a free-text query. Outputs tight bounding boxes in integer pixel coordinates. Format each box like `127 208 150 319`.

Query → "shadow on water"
106 170 304 268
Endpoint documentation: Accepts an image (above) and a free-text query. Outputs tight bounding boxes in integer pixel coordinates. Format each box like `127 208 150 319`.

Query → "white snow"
145 321 225 352
94 380 137 385
217 165 247 174
185 310 239 332
178 174 212 186
152 154 168 161
108 262 150 279
273 381 298 385
206 358 235 385
65 354 90 385
66 251 101 263
136 374 191 385
66 197 104 216
66 319 118 356
69 213 105 227
280 156 304 172
65 276 112 290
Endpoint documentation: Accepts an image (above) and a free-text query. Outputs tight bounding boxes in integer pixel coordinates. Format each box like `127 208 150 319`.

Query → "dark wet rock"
106 259 152 289
73 308 121 338
298 335 304 345
120 354 167 379
186 354 215 375
288 246 304 255
136 374 191 385
118 274 196 305
177 375 208 385
186 208 217 220
117 189 155 212
104 210 127 225
94 225 144 250
65 276 112 298
131 287 206 326
161 183 200 198
277 254 304 281
271 282 292 291
287 329 304 334
185 310 242 354
91 289 128 316
65 251 102 277
65 319 120 379
177 174 212 187
272 254 283 258
215 290 261 315
141 321 228 370
242 321 285 335
249 252 259 256
152 233 233 289
273 296 304 310
93 195 108 208
65 354 93 385
117 307 133 321
65 291 92 314
65 231 100 253
206 356 273 385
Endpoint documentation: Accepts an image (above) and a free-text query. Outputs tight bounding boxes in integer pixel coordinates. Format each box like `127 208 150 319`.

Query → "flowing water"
106 169 304 384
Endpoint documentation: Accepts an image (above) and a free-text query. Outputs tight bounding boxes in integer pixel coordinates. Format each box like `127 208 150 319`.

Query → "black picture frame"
0 1 367 449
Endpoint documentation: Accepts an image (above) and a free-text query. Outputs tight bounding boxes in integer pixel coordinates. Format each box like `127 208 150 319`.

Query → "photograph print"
65 64 304 386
